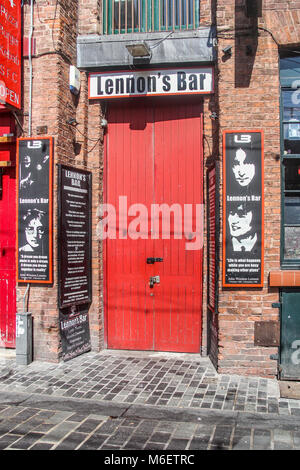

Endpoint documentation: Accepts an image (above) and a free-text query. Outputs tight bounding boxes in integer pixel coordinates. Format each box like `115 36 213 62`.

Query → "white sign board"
89 67 214 99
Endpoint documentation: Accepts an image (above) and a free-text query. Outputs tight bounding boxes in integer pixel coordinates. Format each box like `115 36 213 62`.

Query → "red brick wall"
18 0 103 361
18 0 300 376
214 0 300 377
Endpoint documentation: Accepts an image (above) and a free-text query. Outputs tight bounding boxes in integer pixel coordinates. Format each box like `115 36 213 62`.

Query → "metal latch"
147 257 163 264
149 276 160 288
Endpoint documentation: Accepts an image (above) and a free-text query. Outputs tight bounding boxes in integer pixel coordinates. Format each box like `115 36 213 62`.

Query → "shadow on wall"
235 0 261 88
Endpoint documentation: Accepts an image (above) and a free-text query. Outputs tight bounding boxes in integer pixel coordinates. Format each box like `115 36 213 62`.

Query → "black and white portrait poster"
223 131 264 287
17 138 53 283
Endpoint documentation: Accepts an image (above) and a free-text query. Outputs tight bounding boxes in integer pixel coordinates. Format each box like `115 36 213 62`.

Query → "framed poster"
223 131 264 287
207 163 219 312
58 165 92 308
17 137 53 283
0 0 22 109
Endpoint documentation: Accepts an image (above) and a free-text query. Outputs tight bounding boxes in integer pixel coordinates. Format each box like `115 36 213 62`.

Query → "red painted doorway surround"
0 112 16 348
105 100 203 353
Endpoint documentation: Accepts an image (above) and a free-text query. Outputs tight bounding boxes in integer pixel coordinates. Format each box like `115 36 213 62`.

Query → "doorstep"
0 348 16 359
279 381 300 400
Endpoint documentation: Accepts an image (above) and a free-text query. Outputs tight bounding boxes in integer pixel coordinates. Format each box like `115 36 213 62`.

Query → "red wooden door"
105 100 203 353
0 113 16 348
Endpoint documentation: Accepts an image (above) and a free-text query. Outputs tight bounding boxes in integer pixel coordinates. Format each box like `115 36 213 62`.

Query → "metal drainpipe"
16 1 33 366
24 0 34 312
28 0 34 138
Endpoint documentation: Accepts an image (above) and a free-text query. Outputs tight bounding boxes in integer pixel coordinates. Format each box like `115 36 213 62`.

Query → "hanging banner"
207 163 219 312
223 130 264 287
0 0 22 109
58 165 92 308
89 66 214 100
17 137 53 283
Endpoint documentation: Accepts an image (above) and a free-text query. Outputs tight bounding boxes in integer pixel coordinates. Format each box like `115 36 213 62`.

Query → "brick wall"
18 0 300 376
18 0 103 361
214 0 300 377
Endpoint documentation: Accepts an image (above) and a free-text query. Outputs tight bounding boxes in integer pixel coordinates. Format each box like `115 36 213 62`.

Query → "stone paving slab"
0 390 299 450
0 349 299 417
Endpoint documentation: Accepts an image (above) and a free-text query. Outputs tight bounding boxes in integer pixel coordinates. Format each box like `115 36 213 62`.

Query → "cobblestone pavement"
0 350 300 451
0 391 299 450
0 350 298 416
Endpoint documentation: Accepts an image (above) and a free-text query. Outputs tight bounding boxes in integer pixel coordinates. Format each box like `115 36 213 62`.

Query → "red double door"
0 112 16 348
105 100 203 353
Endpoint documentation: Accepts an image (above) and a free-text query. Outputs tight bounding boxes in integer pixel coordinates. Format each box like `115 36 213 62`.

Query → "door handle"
149 276 160 288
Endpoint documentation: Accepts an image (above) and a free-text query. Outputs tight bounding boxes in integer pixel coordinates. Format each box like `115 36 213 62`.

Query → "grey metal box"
16 313 33 366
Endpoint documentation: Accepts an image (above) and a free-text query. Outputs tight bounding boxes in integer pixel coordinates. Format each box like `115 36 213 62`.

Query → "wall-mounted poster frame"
16 137 53 284
222 130 264 288
58 165 92 309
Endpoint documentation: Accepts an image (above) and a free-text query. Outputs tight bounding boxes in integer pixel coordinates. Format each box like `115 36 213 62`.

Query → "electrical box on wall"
69 65 81 95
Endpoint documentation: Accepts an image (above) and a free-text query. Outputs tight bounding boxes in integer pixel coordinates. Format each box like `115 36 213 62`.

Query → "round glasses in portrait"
19 209 46 253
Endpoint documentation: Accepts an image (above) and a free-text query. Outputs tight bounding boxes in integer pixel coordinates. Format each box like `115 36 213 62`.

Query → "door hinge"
272 303 281 309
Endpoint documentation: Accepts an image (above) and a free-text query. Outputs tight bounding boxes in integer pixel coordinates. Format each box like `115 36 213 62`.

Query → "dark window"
280 54 300 267
282 159 300 261
282 90 300 155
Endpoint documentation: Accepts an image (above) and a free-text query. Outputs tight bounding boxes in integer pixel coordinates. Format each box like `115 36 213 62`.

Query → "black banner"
59 303 91 362
58 165 92 308
223 131 264 287
17 137 53 283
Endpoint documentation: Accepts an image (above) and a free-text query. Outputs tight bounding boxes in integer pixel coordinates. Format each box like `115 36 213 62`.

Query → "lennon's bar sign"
223 131 264 288
88 67 214 99
17 137 53 284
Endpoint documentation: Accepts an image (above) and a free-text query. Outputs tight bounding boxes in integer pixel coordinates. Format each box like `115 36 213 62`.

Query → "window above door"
102 0 200 35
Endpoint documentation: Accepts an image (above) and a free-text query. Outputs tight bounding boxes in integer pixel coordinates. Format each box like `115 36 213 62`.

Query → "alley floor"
0 349 300 450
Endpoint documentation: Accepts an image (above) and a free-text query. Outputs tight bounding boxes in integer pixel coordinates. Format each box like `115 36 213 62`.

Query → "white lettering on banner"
0 80 18 105
234 135 252 143
27 140 42 149
89 67 214 99
0 3 18 29
0 24 18 46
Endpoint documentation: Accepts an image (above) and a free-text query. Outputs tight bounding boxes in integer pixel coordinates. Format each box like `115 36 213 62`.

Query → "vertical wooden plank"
0 113 16 349
0 171 16 348
153 101 203 352
106 102 154 350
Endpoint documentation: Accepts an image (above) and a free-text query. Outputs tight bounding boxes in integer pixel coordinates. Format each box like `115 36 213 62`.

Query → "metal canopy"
77 27 216 70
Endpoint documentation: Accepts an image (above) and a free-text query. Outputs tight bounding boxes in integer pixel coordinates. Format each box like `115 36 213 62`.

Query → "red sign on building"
0 0 21 109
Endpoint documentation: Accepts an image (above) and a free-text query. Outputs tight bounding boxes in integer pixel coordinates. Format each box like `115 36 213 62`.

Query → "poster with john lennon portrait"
17 137 53 283
223 131 264 287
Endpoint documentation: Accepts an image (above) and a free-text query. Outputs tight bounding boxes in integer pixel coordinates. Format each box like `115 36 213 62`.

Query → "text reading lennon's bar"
89 67 214 99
